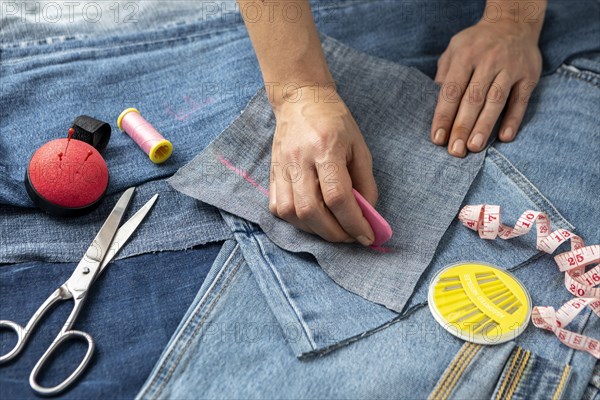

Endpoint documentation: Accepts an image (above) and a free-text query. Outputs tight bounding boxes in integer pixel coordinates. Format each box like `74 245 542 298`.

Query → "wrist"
481 0 546 41
268 81 338 114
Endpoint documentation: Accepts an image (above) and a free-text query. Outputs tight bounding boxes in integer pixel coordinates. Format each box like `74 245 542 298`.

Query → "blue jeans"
1 1 599 399
0 244 223 399
137 41 600 399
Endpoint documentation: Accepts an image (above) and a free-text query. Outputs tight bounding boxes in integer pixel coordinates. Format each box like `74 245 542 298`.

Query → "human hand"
269 86 378 246
431 17 543 156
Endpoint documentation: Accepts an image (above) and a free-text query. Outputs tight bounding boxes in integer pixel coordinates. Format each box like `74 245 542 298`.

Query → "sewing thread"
117 108 173 164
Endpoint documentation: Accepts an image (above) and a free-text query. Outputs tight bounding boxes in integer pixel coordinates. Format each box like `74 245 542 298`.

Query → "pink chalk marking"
370 245 393 253
216 154 393 247
217 154 270 197
166 96 215 121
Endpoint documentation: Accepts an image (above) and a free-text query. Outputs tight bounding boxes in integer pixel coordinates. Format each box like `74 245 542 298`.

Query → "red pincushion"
26 138 109 215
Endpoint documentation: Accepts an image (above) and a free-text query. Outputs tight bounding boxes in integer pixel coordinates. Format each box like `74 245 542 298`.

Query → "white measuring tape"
459 204 599 359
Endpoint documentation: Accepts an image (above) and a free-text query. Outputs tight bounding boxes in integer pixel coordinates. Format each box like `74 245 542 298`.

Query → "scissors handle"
0 288 63 364
29 329 95 396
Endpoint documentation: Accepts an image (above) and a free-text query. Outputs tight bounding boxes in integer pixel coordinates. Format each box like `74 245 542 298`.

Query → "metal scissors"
0 187 158 395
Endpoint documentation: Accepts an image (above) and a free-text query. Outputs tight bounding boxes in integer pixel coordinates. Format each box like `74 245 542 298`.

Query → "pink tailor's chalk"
352 188 393 246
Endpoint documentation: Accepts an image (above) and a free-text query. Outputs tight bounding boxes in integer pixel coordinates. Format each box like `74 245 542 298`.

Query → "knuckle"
487 84 508 104
452 125 472 138
434 112 454 127
476 123 494 136
269 201 278 216
277 202 296 220
295 201 319 221
283 147 302 163
466 89 485 106
439 81 464 104
323 186 346 210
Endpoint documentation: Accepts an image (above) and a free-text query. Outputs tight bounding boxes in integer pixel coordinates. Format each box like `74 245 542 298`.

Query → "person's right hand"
269 85 378 246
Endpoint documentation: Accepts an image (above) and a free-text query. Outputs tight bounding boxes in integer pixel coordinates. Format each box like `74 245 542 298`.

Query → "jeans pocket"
403 146 576 311
429 342 574 400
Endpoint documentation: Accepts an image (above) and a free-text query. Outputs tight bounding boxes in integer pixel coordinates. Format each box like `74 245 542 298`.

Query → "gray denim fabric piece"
168 35 485 312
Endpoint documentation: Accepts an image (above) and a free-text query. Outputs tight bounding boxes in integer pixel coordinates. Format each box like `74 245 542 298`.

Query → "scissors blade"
83 187 135 264
98 193 159 275
64 187 135 297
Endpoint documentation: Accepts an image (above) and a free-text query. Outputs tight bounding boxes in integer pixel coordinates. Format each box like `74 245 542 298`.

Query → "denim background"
2 0 600 209
152 41 600 398
0 244 223 399
2 0 599 267
1 0 599 398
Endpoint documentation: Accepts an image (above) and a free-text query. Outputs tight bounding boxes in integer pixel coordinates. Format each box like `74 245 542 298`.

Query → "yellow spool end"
117 107 140 131
149 139 173 164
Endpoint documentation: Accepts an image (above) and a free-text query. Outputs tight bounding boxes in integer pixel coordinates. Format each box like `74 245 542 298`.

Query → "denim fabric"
0 243 223 399
140 51 600 398
0 178 232 264
1 1 598 398
2 0 600 267
2 0 600 208
169 34 486 314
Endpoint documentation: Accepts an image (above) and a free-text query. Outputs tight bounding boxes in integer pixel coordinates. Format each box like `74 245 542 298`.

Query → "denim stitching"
299 302 426 359
439 343 482 400
150 255 244 400
252 233 318 350
557 65 600 89
140 244 239 398
139 243 241 399
429 342 481 400
487 147 575 232
552 365 572 400
428 343 471 400
504 350 531 400
494 347 523 400
3 24 246 65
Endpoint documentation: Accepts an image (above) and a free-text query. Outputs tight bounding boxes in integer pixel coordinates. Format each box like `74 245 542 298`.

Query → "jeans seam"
428 343 471 400
552 364 573 400
252 233 318 350
440 343 483 400
3 24 246 65
505 349 531 399
429 342 483 400
150 255 244 400
556 65 600 89
139 243 242 399
494 347 524 400
299 302 425 359
487 147 575 232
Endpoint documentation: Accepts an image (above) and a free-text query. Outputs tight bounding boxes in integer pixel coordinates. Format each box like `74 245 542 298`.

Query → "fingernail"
434 128 446 144
502 127 514 141
470 133 484 149
356 235 373 246
451 139 465 156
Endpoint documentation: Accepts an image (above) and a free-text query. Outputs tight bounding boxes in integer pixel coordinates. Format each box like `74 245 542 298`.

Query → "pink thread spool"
117 108 173 164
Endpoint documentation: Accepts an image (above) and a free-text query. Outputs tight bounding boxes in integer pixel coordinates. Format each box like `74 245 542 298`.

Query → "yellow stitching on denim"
438 343 481 400
428 342 472 400
552 364 572 400
504 350 530 400
435 343 477 400
495 347 522 400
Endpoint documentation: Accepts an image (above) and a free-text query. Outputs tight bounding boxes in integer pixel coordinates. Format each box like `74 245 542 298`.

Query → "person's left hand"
430 18 543 157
